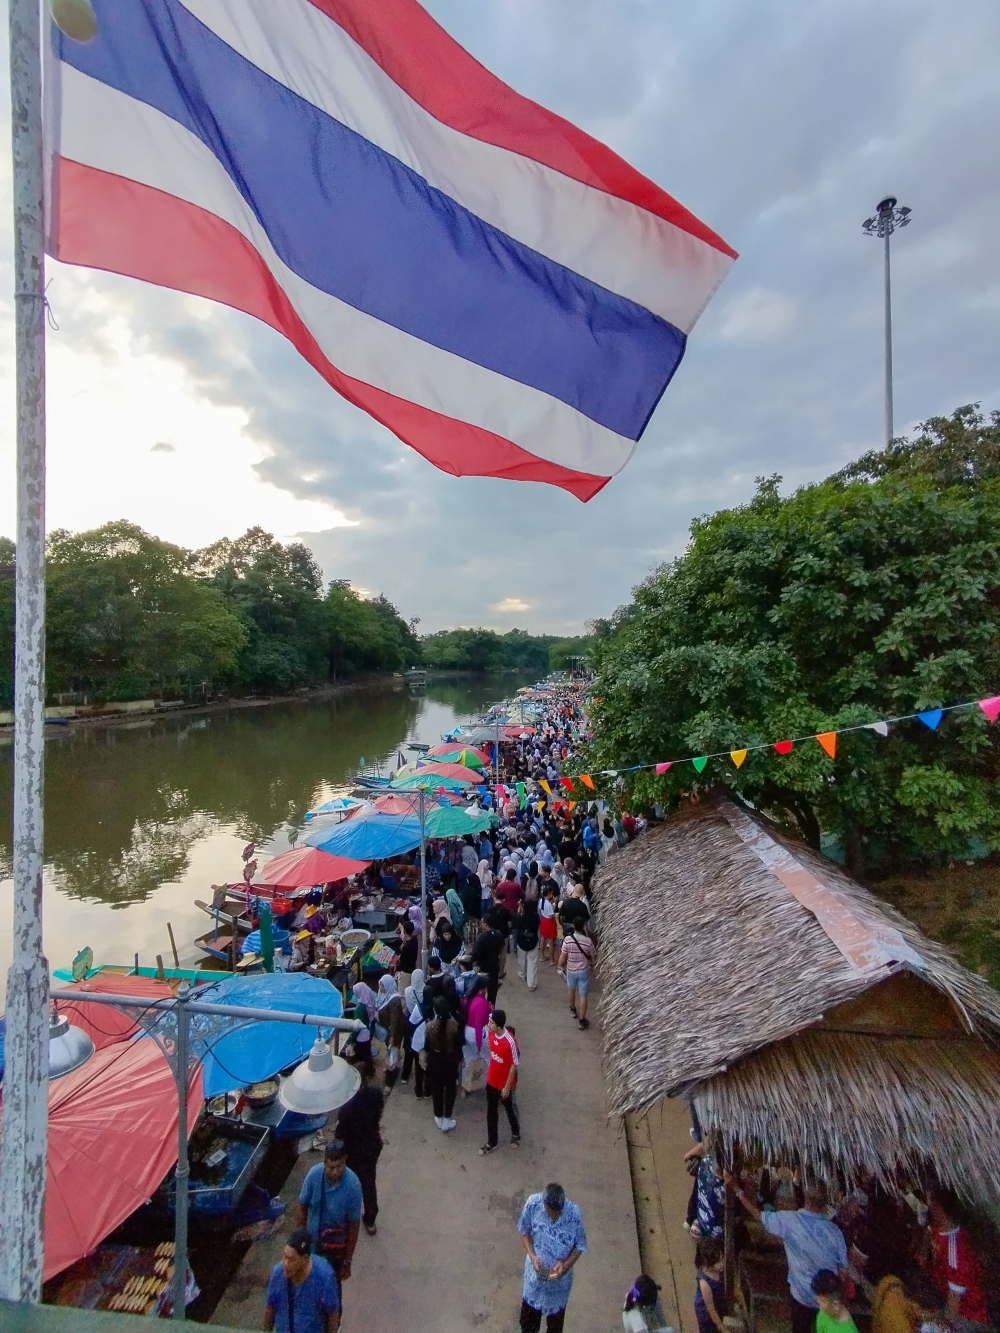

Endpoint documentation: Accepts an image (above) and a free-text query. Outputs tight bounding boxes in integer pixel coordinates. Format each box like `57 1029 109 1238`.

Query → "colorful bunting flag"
567 802 577 812
538 779 552 794
917 709 943 731
815 732 837 759
579 774 596 790
773 740 794 755
692 756 708 773
560 777 575 791
978 696 1000 724
655 762 672 775
866 722 889 737
730 749 747 768
516 782 526 804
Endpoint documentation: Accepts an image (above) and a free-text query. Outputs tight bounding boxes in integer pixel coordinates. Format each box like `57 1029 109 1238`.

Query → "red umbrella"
373 793 422 816
0 1037 202 1280
427 743 490 763
256 845 368 887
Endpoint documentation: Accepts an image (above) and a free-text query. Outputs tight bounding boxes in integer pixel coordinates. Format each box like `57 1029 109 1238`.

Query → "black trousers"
401 1045 426 1096
790 1300 817 1333
486 967 500 1004
345 1146 381 1228
519 1299 565 1333
430 1076 457 1119
486 1083 520 1146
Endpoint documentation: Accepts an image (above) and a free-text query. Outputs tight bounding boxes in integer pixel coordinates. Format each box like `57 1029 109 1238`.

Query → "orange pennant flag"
816 731 837 759
567 802 576 812
579 774 596 790
730 749 747 768
538 779 552 794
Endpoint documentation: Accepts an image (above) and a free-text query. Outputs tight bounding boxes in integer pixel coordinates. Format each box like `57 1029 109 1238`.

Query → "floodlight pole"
0 0 50 1304
862 196 912 446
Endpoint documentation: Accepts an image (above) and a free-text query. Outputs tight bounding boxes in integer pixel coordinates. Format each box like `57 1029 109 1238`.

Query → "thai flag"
44 0 736 500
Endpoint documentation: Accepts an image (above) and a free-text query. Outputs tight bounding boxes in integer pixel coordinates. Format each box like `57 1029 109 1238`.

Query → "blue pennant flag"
916 709 943 731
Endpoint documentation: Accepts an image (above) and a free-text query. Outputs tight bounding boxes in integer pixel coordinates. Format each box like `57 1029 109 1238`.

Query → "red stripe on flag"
52 158 610 502
306 0 736 258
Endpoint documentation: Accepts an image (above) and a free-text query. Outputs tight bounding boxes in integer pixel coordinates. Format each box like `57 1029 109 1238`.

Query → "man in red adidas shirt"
480 1009 520 1155
927 1187 988 1327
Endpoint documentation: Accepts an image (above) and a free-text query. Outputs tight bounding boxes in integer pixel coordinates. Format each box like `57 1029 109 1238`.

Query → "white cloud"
714 286 798 344
494 598 531 614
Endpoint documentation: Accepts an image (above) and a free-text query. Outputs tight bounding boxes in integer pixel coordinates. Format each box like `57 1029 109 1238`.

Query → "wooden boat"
194 928 239 965
195 898 253 935
52 961 233 985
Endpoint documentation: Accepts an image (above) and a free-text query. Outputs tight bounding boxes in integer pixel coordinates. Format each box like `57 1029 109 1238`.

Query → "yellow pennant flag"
816 731 837 759
730 749 747 768
538 779 552 794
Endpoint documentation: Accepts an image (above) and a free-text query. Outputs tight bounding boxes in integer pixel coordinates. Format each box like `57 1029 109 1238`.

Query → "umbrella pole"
173 984 190 1322
0 0 50 1303
419 788 428 974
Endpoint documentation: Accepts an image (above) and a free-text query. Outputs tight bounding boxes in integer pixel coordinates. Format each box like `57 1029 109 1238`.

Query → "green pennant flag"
516 781 526 805
692 756 708 773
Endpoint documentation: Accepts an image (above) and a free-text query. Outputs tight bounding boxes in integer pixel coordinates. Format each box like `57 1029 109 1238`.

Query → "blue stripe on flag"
59 0 686 440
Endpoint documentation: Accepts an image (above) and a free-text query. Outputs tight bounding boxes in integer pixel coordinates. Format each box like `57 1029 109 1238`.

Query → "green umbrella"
391 771 474 792
425 806 498 838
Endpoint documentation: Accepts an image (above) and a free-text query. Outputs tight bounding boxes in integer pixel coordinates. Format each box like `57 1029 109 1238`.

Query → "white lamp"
278 1037 360 1115
48 1009 95 1079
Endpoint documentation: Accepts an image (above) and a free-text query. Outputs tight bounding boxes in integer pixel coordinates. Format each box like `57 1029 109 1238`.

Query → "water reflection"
0 678 512 917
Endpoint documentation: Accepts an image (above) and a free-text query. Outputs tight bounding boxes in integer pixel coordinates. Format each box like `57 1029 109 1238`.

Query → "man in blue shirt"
517 1182 587 1332
264 1228 340 1333
295 1141 363 1294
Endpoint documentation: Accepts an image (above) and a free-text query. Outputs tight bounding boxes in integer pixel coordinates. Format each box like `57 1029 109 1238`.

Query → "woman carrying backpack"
513 899 541 992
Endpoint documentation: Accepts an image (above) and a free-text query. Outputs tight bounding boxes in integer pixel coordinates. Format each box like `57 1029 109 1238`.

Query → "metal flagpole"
172 984 190 1323
418 787 428 973
0 0 51 1303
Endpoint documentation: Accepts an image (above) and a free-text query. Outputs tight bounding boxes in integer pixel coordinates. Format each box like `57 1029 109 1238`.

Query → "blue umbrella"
305 812 422 861
191 973 344 1098
304 796 362 822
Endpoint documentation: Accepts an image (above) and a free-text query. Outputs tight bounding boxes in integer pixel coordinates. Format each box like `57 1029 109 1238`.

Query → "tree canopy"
419 627 591 674
0 522 420 705
588 407 1000 874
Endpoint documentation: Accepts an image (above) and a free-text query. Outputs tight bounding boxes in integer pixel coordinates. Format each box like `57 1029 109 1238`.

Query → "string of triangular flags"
537 693 1000 789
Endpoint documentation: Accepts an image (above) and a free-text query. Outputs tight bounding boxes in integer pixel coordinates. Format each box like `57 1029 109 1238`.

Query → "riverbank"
0 673 401 740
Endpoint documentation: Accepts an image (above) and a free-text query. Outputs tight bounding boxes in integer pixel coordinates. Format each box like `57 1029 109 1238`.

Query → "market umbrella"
191 973 344 1097
371 792 451 815
305 811 422 861
257 845 368 887
389 771 472 794
427 742 488 760
303 796 363 822
0 1037 203 1280
398 761 484 784
424 805 498 838
56 974 176 1051
425 745 487 768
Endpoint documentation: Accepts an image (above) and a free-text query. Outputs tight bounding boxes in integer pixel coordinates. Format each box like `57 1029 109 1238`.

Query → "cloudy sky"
0 0 998 633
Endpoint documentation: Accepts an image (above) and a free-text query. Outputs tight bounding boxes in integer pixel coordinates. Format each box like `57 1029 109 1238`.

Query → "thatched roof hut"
595 797 1000 1202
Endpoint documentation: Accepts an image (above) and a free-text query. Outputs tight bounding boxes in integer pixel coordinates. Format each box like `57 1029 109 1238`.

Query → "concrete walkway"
212 955 639 1332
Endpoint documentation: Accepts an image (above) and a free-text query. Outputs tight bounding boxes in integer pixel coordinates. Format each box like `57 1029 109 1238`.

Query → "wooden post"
156 955 166 982
134 953 140 976
167 922 180 969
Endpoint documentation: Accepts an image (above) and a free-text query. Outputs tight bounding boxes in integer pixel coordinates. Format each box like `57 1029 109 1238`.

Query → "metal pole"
0 0 50 1303
419 788 428 974
172 984 190 1323
883 224 893 446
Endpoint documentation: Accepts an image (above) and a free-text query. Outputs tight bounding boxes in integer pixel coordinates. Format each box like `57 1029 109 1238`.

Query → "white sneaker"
434 1116 444 1129
443 1118 457 1131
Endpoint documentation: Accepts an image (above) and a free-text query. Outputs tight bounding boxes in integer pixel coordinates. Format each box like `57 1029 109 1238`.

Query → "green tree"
588 408 1000 874
45 521 246 700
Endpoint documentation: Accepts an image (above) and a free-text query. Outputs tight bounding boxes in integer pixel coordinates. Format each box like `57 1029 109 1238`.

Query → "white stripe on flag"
179 0 731 334
58 65 637 480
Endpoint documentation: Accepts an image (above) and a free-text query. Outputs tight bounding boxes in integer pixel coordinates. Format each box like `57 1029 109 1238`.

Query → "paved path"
213 954 639 1332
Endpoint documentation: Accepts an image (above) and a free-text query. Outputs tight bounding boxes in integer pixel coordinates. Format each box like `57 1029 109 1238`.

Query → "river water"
0 677 514 980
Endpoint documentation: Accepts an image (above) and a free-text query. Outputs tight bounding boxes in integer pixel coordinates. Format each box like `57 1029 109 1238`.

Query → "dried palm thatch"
595 798 1000 1200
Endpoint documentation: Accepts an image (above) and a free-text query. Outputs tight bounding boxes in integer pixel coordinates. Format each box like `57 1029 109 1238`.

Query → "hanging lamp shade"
47 1009 95 1080
278 1037 360 1115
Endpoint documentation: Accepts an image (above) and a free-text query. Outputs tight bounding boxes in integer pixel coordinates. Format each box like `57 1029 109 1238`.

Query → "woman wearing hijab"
431 897 451 938
462 973 491 1061
435 919 463 967
376 975 406 1088
424 995 462 1132
513 897 541 991
350 982 378 1028
400 969 427 1098
445 883 466 934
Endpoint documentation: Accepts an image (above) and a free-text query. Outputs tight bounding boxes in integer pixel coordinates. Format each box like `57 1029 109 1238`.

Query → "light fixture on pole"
46 1008 95 1081
277 1036 361 1115
862 196 912 446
